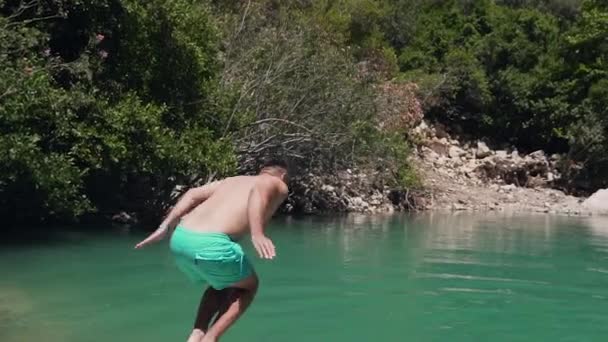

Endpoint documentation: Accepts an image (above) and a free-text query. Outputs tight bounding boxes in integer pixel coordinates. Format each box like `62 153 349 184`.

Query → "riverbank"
278 120 606 217
105 122 604 226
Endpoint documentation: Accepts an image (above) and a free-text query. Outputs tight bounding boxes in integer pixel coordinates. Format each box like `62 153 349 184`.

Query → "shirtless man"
134 160 289 342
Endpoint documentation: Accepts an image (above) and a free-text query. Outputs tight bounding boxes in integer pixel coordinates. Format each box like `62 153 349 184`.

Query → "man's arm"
134 180 222 249
248 178 282 259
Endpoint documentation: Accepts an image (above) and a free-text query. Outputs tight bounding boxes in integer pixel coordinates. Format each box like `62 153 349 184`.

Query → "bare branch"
0 87 17 101
6 14 63 28
235 0 252 38
6 1 39 21
244 118 315 134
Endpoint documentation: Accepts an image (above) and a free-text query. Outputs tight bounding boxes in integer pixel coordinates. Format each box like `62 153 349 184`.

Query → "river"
1 213 608 341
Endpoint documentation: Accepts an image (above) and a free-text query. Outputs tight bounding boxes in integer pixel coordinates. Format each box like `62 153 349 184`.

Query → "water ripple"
415 272 550 285
440 287 513 294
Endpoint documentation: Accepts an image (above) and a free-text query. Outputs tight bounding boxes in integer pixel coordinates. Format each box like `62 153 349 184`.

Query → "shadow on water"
1 223 137 249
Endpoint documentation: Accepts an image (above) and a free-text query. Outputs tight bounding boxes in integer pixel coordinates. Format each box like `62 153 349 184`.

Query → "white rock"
495 150 508 159
476 141 492 159
421 146 440 161
528 150 546 160
322 185 335 192
583 189 608 214
412 121 429 135
452 203 467 211
449 146 467 159
500 184 517 191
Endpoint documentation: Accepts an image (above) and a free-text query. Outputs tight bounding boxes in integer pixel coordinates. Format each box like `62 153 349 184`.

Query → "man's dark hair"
260 157 289 171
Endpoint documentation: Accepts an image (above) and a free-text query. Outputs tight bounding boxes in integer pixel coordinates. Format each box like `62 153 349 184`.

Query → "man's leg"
187 287 228 342
202 274 259 342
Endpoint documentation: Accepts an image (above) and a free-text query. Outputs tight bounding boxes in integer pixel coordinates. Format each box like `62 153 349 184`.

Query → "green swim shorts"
169 225 254 290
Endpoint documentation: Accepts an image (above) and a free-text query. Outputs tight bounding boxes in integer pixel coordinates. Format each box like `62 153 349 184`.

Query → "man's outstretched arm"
134 180 222 249
248 178 285 259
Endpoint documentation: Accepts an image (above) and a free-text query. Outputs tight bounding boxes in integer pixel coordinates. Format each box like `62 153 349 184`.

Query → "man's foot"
187 328 205 342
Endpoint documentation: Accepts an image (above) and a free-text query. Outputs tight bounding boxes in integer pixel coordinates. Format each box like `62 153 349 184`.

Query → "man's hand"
252 234 276 259
134 226 168 249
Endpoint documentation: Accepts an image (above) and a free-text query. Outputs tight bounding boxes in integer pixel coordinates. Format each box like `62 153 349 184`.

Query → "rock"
412 121 430 136
583 189 608 214
434 156 449 166
495 150 508 159
452 203 467 211
547 172 554 182
500 184 516 192
476 141 492 159
428 140 450 156
528 150 546 160
112 211 137 225
420 146 440 161
550 153 561 162
449 146 467 159
322 184 335 192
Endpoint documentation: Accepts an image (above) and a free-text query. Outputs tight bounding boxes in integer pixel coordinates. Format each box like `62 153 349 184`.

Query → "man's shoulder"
257 176 288 196
255 175 288 194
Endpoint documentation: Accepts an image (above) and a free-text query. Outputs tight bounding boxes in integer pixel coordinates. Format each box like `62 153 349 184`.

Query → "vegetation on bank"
1 0 606 224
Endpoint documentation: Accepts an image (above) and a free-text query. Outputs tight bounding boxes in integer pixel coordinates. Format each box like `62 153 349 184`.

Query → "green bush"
216 1 418 187
0 0 235 224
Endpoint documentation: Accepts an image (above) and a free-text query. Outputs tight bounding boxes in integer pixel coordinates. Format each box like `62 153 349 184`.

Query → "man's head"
259 158 289 183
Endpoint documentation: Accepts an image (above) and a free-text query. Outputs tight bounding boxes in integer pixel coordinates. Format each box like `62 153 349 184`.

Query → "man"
134 159 289 342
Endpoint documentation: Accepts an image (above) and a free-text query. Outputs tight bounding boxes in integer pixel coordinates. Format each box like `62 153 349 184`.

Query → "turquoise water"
2 213 608 341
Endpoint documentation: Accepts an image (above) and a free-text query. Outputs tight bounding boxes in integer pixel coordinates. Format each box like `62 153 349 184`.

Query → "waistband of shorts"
174 224 233 240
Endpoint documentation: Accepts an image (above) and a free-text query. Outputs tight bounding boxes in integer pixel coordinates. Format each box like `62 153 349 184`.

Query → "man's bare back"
181 175 288 239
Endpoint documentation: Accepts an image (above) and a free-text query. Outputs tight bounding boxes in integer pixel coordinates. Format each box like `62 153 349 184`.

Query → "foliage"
386 0 607 190
0 0 235 224
217 1 417 187
560 0 608 189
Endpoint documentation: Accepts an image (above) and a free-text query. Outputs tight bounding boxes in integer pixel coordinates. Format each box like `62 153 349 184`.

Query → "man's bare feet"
187 328 205 342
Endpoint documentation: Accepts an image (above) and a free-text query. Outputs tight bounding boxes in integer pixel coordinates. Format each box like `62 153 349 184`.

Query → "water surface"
2 213 608 341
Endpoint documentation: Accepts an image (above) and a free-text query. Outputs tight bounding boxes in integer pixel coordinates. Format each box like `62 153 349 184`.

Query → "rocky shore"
411 121 592 215
279 121 608 217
